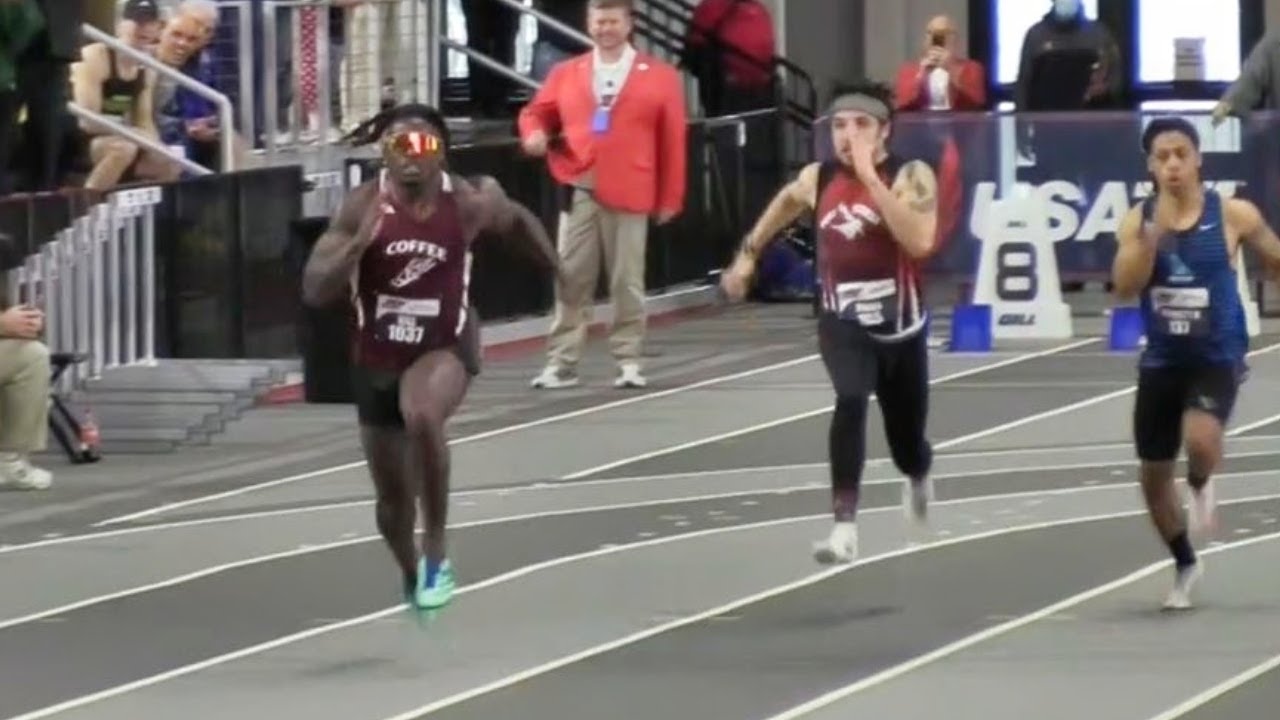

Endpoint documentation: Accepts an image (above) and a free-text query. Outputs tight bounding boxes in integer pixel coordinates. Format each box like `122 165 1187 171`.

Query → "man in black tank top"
303 104 560 610
720 80 941 564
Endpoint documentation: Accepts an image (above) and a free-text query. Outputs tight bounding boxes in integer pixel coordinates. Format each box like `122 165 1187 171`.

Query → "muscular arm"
864 159 938 259
467 176 559 275
1227 197 1280 280
737 162 819 262
71 45 106 133
1111 205 1158 301
301 184 378 308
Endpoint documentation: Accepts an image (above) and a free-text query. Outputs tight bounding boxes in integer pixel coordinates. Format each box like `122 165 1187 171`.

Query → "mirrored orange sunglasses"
383 130 442 157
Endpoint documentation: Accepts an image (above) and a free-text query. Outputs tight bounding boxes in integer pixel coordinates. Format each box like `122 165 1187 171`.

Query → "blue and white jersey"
1138 190 1248 368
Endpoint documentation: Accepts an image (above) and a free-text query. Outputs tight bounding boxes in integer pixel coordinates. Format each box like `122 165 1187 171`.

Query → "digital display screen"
1138 0 1240 82
993 0 1099 85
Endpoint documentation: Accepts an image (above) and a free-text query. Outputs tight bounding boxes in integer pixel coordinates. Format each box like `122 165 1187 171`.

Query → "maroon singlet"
813 159 926 340
350 172 472 373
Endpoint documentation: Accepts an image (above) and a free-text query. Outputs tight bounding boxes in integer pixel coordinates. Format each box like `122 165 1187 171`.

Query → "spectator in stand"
1212 29 1280 126
0 262 52 491
683 0 776 115
892 15 985 112
0 0 44 197
15 0 82 191
531 0 589 82
154 7 247 171
71 0 178 190
1014 0 1121 111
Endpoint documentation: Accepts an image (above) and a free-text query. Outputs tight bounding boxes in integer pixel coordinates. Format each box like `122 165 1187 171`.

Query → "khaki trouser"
0 339 50 453
546 187 649 368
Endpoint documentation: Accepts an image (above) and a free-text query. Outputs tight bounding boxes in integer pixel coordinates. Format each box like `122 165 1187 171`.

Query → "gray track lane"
6 452 1279 626
410 499 1280 720
785 533 1280 720
585 349 1130 479
1174 663 1280 720
37 477 1280 720
6 463 1185 720
0 306 822 540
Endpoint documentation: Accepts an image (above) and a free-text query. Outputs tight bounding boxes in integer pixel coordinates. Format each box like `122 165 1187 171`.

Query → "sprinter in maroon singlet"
302 104 559 610
721 81 939 564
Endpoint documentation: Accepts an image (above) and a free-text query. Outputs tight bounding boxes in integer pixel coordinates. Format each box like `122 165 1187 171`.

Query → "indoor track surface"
4 305 1280 720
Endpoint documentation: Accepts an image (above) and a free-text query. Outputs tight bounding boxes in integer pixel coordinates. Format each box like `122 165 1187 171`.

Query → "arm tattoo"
905 163 937 213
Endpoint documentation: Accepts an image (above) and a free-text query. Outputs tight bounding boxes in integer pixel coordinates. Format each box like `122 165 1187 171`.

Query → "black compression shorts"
1133 363 1244 462
352 317 481 428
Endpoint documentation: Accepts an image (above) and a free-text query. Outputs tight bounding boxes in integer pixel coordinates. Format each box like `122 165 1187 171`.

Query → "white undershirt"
927 67 951 109
592 43 637 106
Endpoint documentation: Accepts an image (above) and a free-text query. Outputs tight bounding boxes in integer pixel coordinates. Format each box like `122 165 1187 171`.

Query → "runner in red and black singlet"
721 80 939 565
351 170 474 375
302 104 560 612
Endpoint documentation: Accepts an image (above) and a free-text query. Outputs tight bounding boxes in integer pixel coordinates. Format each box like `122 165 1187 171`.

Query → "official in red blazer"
519 0 688 391
893 15 986 112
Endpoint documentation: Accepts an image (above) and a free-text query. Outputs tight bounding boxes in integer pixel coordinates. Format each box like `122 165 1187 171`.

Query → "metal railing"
68 104 215 177
81 24 235 173
4 187 163 388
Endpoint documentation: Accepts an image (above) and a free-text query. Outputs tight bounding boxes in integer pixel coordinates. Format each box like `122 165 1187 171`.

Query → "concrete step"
87 403 225 434
84 390 246 409
85 361 290 394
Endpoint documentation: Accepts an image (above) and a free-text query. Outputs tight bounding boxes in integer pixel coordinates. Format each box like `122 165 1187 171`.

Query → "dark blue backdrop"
812 110 1280 281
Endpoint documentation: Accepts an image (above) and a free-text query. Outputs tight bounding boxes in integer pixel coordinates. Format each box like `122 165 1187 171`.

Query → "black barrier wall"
1 109 785 364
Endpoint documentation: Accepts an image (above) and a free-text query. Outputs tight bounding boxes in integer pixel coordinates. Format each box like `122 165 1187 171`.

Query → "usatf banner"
813 111 1280 279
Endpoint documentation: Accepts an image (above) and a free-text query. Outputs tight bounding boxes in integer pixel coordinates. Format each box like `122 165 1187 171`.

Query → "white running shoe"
614 362 647 389
812 521 858 564
0 455 52 491
902 476 934 545
1187 481 1218 542
1162 562 1204 611
530 365 579 389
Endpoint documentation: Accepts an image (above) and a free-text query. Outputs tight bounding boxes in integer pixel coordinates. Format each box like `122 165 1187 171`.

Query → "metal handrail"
440 38 541 90
67 104 214 176
81 24 235 172
490 0 592 48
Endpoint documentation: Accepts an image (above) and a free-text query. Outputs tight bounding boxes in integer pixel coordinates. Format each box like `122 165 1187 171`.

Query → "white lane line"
760 528 1280 720
91 351 827 527
1227 411 1280 437
1144 651 1280 720
8 438 1280 557
371 492 1280 720
0 484 1249 720
560 338 1099 480
18 464 1277 629
15 485 1280 720
908 339 1280 455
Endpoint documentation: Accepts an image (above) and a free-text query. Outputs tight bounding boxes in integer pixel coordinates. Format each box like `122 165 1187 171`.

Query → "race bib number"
1149 286 1210 337
835 279 898 329
374 295 440 345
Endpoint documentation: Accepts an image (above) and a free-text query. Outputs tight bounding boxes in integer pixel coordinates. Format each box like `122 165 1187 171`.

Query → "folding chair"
47 352 102 464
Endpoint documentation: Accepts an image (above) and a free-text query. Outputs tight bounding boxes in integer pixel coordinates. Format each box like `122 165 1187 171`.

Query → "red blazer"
518 50 688 217
893 58 986 111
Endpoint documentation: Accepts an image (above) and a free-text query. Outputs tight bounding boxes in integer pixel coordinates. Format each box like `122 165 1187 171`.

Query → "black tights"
819 315 933 521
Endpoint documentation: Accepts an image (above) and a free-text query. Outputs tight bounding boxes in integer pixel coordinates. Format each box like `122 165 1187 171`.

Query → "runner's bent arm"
865 159 938 259
302 184 377 307
1227 197 1280 280
470 176 560 275
735 162 819 268
1111 205 1158 300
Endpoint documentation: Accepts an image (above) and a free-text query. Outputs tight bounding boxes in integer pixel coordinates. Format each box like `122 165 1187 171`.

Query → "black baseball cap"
122 0 161 23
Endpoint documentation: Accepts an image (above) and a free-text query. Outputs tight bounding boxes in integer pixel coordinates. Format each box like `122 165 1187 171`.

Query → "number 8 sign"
971 194 1075 340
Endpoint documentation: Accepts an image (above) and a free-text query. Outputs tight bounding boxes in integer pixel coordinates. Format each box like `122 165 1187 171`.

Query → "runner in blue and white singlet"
1137 188 1248 370
1114 117 1280 611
